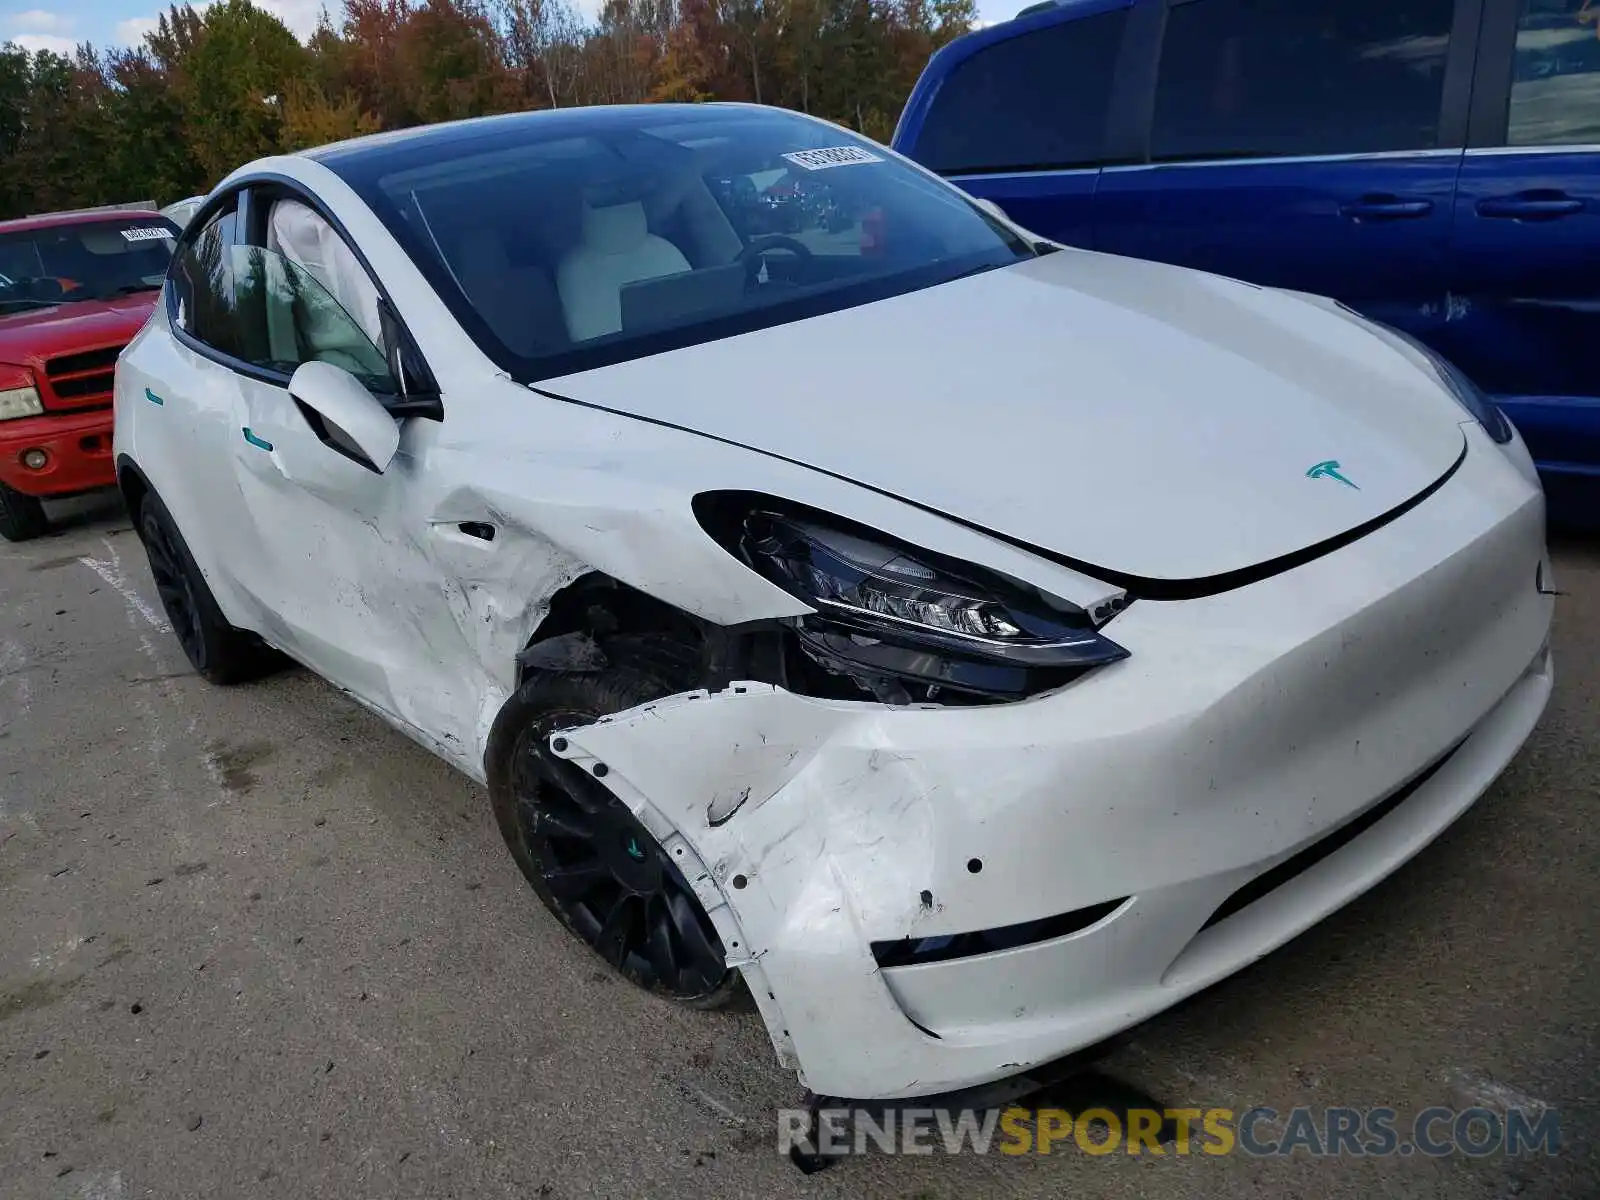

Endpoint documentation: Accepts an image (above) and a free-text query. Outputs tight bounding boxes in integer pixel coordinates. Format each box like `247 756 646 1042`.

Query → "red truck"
0 208 180 541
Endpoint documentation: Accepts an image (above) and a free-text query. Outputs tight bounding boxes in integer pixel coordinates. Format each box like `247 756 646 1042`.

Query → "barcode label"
121 227 172 242
782 146 883 171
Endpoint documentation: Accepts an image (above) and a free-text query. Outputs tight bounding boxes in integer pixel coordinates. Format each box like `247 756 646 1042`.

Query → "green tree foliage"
0 0 977 219
182 0 312 180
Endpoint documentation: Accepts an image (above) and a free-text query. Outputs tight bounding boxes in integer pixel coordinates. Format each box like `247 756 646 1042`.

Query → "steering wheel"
738 235 812 281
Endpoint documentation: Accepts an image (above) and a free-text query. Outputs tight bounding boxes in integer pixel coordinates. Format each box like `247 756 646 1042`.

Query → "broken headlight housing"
736 508 1128 703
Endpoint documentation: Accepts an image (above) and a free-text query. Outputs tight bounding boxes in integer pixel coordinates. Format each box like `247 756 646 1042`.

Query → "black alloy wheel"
134 491 283 685
141 500 205 664
487 659 740 1009
511 709 731 1000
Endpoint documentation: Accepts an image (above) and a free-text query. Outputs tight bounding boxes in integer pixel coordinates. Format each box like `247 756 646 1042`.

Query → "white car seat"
453 227 568 358
556 201 690 342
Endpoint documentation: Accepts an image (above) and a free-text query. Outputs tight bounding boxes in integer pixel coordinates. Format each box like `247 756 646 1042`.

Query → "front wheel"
0 480 48 542
486 659 739 1008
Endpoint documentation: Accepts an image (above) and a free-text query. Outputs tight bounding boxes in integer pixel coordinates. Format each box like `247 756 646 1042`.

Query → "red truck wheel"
0 480 48 542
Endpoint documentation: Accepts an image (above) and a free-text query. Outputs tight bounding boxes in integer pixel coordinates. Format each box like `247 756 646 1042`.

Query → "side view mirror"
287 361 400 474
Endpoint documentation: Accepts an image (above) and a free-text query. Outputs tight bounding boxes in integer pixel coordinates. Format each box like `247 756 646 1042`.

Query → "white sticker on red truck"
121 227 173 242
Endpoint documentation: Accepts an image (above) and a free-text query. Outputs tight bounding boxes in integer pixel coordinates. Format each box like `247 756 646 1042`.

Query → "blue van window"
1508 0 1600 145
912 11 1127 174
1150 0 1456 162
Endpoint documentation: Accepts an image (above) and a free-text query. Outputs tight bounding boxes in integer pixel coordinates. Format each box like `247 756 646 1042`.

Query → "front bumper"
558 429 1553 1100
0 407 116 497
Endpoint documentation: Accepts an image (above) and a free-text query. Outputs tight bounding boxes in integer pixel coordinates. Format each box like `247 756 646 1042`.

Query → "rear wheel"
136 491 282 685
487 651 739 1008
0 480 48 542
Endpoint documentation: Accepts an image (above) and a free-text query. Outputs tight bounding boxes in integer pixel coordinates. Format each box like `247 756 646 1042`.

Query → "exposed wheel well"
517 572 715 688
117 457 151 524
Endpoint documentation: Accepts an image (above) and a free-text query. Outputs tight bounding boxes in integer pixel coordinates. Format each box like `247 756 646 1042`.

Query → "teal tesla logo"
1307 460 1359 490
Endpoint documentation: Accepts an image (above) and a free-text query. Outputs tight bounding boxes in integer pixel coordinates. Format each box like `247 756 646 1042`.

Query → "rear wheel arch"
116 454 152 523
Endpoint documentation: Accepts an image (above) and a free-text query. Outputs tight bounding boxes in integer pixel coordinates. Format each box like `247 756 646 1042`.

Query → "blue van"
893 0 1600 527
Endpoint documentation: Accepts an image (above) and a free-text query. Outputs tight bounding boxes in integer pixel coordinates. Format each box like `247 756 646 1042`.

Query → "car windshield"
331 106 1036 381
0 216 179 313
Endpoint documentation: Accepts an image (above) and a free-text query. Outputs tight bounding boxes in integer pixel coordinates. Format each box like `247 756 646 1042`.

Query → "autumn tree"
104 48 207 205
181 0 313 181
7 49 118 213
0 0 982 219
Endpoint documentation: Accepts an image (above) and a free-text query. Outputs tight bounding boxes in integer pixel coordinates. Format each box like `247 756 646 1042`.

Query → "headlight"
0 384 42 421
1371 323 1513 444
736 508 1128 703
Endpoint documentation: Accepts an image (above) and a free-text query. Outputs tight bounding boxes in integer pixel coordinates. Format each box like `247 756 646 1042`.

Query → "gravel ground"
1 492 1595 1200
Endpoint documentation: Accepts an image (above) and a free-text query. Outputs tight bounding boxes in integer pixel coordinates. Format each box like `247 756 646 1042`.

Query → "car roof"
0 208 171 235
301 102 782 170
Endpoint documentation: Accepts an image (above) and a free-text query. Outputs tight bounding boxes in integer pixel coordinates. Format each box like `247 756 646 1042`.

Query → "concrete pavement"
2 492 1595 1199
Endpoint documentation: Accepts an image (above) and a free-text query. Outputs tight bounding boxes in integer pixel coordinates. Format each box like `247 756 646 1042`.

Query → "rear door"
1443 0 1600 484
1095 0 1477 340
893 0 1136 246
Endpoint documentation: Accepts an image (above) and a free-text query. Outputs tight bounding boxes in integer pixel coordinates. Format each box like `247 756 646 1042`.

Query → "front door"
166 192 469 751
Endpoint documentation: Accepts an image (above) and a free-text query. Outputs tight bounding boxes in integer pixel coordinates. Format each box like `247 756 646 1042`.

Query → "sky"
4 0 1021 56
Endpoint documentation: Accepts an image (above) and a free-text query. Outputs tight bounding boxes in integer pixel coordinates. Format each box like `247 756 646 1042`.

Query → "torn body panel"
553 441 1552 1099
186 370 1130 782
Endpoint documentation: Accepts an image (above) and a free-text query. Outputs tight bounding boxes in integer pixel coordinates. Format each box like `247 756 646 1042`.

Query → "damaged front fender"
550 683 956 1096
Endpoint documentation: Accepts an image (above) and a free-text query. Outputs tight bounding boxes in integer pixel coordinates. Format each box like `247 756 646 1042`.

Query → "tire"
0 480 48 542
135 490 283 685
486 643 741 1009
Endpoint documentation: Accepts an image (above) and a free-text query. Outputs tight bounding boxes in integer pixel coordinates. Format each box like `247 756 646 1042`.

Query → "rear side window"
1150 0 1457 162
912 11 1128 174
1507 0 1600 146
171 202 255 362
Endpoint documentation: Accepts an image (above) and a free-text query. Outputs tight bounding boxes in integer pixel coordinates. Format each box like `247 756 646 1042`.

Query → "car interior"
371 131 908 364
0 221 175 304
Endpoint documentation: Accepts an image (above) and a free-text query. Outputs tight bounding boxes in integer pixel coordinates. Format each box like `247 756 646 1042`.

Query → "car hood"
0 293 158 369
539 250 1468 584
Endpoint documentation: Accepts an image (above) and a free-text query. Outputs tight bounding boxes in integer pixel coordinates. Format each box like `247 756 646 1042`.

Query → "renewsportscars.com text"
778 1105 1562 1159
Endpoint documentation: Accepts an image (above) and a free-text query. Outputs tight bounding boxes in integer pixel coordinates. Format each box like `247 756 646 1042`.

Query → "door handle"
1339 196 1434 221
1477 195 1584 220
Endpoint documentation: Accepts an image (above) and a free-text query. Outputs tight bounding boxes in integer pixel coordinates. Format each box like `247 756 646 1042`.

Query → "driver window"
173 193 396 393
266 199 387 352
233 244 395 391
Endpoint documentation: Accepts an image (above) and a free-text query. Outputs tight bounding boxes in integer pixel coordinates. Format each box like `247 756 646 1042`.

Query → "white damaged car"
113 104 1553 1103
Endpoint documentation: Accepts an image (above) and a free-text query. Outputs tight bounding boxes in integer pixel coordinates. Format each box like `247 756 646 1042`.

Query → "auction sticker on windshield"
121 227 173 242
783 146 883 170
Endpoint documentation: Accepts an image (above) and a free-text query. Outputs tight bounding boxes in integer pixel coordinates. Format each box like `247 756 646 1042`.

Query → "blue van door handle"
1477 194 1584 220
1339 196 1434 221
